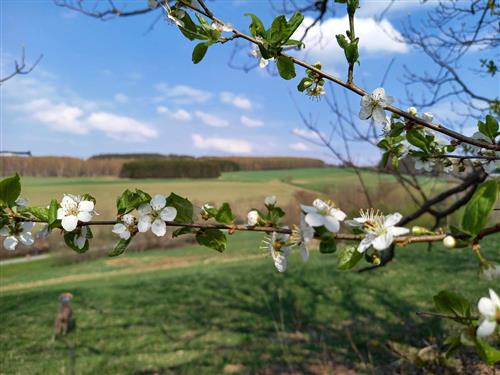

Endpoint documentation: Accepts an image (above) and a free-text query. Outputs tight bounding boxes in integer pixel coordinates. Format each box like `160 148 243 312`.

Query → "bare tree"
0 48 43 85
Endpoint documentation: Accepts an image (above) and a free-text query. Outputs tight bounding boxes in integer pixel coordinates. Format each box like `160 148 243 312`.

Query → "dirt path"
0 254 264 293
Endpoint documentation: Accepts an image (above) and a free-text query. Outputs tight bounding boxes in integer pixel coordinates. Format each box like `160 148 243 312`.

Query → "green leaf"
116 189 151 215
24 207 49 221
337 246 363 270
178 12 209 41
268 15 287 44
192 42 209 64
433 290 471 320
344 38 359 64
297 77 313 92
172 227 196 238
478 115 499 139
475 337 500 365
336 34 348 49
285 12 304 40
443 334 462 358
268 207 285 223
406 129 430 152
48 199 59 225
245 13 266 38
319 236 337 253
276 55 296 80
63 226 92 253
108 237 132 257
0 174 21 206
462 180 499 237
166 193 193 224
196 228 226 252
215 203 235 225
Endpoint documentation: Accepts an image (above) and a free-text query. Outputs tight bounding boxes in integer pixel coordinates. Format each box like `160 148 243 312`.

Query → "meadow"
1 168 498 374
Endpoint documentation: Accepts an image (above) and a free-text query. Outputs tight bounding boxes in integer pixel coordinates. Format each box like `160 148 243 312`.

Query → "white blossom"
57 194 95 232
211 21 233 33
477 289 500 338
346 209 409 253
0 222 34 251
261 232 292 272
414 158 435 172
264 196 277 206
296 213 314 262
422 112 433 123
247 210 259 226
300 199 346 233
137 195 177 237
112 214 135 240
74 226 88 250
407 107 417 116
383 115 392 133
250 45 272 69
359 88 394 124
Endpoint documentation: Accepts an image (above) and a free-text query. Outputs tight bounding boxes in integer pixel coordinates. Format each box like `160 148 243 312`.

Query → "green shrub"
119 159 221 179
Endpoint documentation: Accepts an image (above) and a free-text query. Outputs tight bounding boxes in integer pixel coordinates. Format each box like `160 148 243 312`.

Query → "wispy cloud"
157 106 192 121
195 111 229 128
154 82 212 104
87 112 157 141
220 91 252 110
192 133 253 153
241 115 264 128
289 142 310 151
292 128 321 141
114 93 129 104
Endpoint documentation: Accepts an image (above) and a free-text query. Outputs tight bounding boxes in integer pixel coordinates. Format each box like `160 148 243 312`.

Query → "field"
1 168 498 374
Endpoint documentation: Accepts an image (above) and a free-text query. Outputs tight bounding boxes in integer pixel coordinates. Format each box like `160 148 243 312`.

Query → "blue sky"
1 0 496 164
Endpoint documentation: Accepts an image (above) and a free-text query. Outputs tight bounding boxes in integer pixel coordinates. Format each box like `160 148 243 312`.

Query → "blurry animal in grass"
53 292 74 339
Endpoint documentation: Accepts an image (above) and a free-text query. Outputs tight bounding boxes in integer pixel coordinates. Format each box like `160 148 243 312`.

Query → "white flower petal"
330 208 346 222
0 226 9 236
384 213 402 227
19 232 34 246
389 226 409 237
476 319 497 338
122 214 135 225
300 204 316 214
3 236 18 251
160 206 177 222
357 235 374 253
372 231 393 251
372 87 386 100
300 243 309 262
372 107 387 124
120 231 131 240
305 212 325 227
112 223 126 235
78 200 94 212
61 215 78 232
138 203 152 216
137 216 151 233
489 289 500 308
21 222 35 232
151 194 166 211
57 208 65 220
77 211 92 223
151 219 167 237
478 297 496 319
323 216 340 233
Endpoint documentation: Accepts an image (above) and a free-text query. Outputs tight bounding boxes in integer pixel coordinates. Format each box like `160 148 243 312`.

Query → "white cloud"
289 142 310 151
195 111 229 128
192 133 253 154
293 16 408 64
241 115 264 128
87 112 157 141
114 93 128 104
156 106 192 121
292 128 321 141
220 91 252 110
154 82 212 104
6 74 156 141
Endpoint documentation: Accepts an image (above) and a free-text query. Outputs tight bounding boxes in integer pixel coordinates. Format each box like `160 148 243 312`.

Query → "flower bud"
443 235 456 249
247 210 259 226
422 112 433 123
407 107 418 116
264 196 277 207
411 226 434 235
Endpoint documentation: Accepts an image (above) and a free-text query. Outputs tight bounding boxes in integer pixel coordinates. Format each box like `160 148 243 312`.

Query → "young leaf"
462 180 498 237
245 13 266 38
276 55 296 80
24 207 49 222
474 337 500 365
48 199 59 225
433 290 471 320
297 77 313 92
116 189 151 215
406 129 430 152
172 227 196 238
215 203 235 225
196 228 226 252
192 42 209 64
63 227 92 254
478 115 499 139
0 174 21 206
108 237 132 257
337 246 363 269
166 193 193 223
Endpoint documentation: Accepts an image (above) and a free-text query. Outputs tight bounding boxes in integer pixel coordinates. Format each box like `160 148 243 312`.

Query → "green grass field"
1 232 498 374
1 168 498 374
